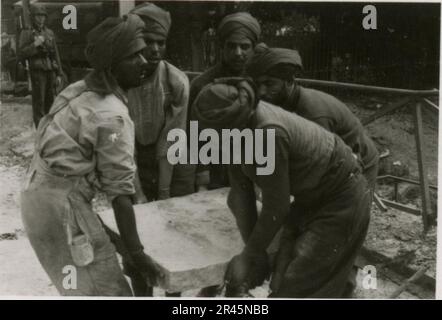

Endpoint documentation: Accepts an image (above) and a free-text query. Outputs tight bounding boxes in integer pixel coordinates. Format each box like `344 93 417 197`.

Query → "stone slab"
99 188 245 292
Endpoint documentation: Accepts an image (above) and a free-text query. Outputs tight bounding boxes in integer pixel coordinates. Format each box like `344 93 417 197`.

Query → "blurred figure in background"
19 3 64 127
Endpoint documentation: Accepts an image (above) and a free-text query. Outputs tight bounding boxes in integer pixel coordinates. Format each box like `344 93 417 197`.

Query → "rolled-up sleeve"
95 114 136 201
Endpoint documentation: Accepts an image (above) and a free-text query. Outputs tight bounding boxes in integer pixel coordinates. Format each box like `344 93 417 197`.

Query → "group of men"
20 3 378 298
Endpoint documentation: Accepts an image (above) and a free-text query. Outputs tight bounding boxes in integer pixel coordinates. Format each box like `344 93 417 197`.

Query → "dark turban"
130 2 171 37
246 47 303 79
217 12 261 44
192 78 256 130
85 14 146 70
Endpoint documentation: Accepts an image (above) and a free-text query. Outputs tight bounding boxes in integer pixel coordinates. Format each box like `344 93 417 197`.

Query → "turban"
192 78 256 130
130 2 171 37
246 47 303 79
217 12 261 44
85 14 146 70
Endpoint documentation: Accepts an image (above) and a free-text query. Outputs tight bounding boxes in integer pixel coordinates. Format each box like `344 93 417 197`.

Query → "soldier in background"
19 3 63 128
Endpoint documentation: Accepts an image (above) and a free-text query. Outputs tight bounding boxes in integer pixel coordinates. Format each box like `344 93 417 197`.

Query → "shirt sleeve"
311 116 334 132
156 71 190 159
94 114 136 201
244 126 292 255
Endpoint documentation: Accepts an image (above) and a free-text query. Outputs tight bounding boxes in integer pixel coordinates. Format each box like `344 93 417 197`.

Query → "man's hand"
196 184 208 192
34 35 44 47
225 253 252 288
134 191 148 204
131 251 164 287
269 230 295 293
225 251 270 296
195 170 210 192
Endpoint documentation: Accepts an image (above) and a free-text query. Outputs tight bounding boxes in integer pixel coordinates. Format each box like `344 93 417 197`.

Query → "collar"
84 70 128 105
140 60 163 84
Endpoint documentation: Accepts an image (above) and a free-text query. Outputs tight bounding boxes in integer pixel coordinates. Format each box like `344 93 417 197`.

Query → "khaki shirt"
37 80 136 200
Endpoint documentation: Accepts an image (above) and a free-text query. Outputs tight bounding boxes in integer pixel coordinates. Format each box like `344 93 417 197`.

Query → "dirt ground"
0 92 437 298
342 93 438 277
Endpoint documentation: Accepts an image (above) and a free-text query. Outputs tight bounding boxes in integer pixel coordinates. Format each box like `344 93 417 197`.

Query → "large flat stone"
99 188 244 292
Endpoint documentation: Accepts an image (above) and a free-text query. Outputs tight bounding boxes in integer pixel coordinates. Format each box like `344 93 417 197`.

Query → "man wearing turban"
189 11 261 193
247 46 379 201
20 15 162 296
124 2 195 297
127 3 195 208
247 47 379 296
191 11 261 102
193 79 371 298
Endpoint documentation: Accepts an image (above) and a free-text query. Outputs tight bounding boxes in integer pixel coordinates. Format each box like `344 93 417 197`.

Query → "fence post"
413 100 431 234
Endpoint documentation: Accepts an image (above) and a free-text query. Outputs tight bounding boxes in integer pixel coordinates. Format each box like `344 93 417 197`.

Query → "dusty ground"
342 93 438 280
0 93 437 298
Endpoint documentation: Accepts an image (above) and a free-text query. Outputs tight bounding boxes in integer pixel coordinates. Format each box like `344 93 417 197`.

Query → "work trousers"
20 167 132 296
30 69 55 128
271 171 371 298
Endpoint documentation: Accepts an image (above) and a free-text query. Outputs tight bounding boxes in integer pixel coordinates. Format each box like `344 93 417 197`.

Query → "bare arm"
243 132 291 256
112 195 143 253
158 157 173 199
227 165 258 242
225 130 291 291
